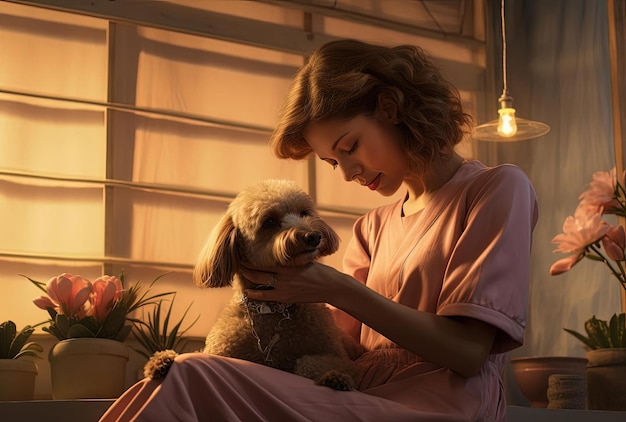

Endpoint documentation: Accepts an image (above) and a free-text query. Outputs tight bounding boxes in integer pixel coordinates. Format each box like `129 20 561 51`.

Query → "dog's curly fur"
144 179 363 390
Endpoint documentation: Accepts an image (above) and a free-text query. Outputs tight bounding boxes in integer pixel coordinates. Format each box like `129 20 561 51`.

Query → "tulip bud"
602 225 626 261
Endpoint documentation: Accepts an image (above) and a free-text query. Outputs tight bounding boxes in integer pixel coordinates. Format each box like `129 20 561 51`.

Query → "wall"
0 0 486 399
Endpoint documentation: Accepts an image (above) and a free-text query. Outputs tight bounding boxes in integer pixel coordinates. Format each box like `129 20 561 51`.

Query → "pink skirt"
99 351 505 421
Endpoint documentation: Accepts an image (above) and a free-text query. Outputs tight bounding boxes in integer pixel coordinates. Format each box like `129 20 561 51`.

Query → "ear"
192 213 240 288
376 94 399 124
316 217 341 257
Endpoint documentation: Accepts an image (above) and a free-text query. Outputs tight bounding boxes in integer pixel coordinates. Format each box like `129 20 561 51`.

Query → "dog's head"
193 179 340 288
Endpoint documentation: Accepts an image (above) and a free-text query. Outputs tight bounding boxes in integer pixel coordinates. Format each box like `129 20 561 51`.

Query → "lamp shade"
474 117 550 142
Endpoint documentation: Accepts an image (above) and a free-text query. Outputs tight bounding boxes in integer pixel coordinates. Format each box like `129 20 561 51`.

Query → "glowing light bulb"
497 107 517 137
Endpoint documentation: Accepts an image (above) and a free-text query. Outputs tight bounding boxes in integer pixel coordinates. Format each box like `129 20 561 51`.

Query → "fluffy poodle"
144 179 362 390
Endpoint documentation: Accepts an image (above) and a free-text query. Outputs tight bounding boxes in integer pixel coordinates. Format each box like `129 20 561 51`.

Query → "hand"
240 262 344 304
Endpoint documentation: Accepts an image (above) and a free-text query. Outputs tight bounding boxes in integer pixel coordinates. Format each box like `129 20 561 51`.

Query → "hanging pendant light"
474 0 550 142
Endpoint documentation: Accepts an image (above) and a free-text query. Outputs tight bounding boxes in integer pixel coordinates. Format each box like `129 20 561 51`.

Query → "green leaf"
564 327 597 350
0 321 16 358
13 342 44 360
131 296 198 356
115 325 132 342
96 306 126 339
584 316 611 349
0 321 43 359
8 325 35 358
20 275 48 294
67 324 96 338
615 313 626 347
609 314 620 347
54 314 70 339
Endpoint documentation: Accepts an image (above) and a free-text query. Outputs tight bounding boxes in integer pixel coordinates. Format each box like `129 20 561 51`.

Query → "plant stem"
588 244 626 292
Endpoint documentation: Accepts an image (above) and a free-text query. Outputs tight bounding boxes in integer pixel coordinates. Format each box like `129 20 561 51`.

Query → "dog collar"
239 295 293 316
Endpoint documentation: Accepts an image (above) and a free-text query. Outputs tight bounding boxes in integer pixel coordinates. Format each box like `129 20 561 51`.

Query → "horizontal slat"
0 251 193 271
6 0 485 91
0 170 367 218
0 88 273 135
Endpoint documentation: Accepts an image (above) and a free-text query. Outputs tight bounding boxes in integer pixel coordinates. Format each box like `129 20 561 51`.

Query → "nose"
340 161 362 182
303 232 322 247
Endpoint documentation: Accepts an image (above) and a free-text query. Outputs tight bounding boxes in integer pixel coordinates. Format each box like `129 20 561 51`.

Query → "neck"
402 153 465 216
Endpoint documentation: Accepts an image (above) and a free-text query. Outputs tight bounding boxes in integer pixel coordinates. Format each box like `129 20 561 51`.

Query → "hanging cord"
499 0 512 104
500 0 509 96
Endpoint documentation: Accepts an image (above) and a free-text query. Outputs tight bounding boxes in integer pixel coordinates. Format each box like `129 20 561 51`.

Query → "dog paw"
143 349 179 380
317 370 356 391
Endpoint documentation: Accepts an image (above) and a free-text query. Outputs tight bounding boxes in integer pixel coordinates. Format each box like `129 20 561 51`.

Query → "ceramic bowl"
510 356 588 408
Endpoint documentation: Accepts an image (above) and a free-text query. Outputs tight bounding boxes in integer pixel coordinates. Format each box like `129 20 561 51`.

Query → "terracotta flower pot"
49 338 129 399
0 359 38 401
510 356 588 408
586 348 626 411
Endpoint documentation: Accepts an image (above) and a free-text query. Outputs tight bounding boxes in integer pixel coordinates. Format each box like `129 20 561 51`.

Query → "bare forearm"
331 274 497 377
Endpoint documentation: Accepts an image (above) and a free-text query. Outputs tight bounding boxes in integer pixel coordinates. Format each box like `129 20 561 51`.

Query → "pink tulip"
90 275 123 322
602 225 626 261
46 273 93 317
33 295 58 311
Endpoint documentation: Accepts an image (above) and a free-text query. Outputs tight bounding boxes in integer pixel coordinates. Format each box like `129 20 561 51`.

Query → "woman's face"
303 112 410 197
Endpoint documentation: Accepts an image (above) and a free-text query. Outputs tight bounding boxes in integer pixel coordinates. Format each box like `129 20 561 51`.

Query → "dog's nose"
303 232 322 247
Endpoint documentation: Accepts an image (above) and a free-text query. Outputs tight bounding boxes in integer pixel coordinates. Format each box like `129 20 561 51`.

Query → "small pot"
510 355 587 408
0 359 38 401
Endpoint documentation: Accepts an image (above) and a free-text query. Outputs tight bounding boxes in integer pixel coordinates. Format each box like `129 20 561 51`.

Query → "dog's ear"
321 220 341 256
193 213 240 288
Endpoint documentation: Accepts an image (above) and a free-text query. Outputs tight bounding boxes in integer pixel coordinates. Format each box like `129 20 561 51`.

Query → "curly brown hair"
270 39 472 174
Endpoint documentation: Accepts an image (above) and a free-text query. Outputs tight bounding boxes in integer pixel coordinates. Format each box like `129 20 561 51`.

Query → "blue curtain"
476 0 621 404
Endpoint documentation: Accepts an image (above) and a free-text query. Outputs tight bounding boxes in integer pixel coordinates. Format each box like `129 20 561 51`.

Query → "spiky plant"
564 313 626 350
131 295 198 359
0 320 44 359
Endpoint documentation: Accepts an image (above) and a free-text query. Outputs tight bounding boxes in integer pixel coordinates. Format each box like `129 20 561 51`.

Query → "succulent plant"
131 295 198 359
564 313 626 350
0 320 44 359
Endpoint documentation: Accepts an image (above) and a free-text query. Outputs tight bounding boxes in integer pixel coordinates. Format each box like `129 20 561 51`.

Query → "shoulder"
460 161 536 199
463 161 531 184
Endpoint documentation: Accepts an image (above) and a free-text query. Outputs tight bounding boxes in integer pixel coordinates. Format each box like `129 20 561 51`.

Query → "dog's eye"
300 210 311 218
262 218 278 229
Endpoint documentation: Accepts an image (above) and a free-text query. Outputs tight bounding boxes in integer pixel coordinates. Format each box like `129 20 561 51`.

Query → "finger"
240 267 267 284
245 288 276 300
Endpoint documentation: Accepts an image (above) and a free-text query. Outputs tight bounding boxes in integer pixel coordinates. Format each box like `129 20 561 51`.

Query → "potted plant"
25 271 174 399
0 320 43 400
550 167 626 410
563 313 626 350
131 295 198 359
131 295 198 379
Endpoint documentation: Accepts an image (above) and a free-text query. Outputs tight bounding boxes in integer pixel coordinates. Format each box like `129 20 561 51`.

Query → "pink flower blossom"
45 273 93 317
578 168 626 216
550 207 609 275
552 207 609 253
602 224 626 261
33 295 57 311
550 253 585 276
91 275 123 322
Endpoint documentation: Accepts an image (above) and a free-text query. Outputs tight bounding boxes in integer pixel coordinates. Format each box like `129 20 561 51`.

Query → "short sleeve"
438 165 539 353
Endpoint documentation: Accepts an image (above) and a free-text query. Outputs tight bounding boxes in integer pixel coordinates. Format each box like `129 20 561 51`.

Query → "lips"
365 174 382 191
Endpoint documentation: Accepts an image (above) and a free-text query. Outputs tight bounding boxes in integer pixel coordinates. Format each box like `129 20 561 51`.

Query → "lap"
99 353 474 422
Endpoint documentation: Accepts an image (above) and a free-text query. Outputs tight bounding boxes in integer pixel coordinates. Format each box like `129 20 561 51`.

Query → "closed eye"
321 158 338 170
347 140 358 155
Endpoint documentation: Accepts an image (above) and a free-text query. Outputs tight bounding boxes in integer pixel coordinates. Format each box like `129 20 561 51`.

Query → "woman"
100 39 538 422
